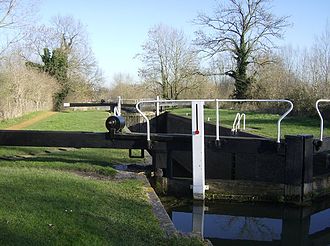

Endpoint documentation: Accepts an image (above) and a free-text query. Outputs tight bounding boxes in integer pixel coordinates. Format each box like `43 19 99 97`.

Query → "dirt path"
6 111 58 130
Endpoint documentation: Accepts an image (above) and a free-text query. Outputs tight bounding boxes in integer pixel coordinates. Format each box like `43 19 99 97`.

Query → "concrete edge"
118 171 212 244
140 175 178 237
142 174 213 245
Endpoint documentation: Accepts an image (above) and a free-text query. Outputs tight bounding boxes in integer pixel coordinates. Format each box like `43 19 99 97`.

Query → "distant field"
171 108 329 139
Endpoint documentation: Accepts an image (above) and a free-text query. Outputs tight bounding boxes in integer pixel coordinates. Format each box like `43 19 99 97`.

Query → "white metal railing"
232 113 246 133
113 106 120 116
316 99 330 141
154 96 191 116
215 99 293 143
119 96 162 116
136 99 293 143
115 96 154 116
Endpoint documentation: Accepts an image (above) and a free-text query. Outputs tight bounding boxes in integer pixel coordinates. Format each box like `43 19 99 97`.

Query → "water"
167 199 330 246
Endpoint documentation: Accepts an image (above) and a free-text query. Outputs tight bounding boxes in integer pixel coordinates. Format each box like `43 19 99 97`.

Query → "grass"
0 111 47 129
0 110 203 245
25 110 109 132
0 110 142 164
171 108 329 139
0 168 155 245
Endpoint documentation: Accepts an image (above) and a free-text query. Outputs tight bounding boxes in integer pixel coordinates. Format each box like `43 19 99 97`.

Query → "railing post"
191 101 208 200
117 96 121 116
242 113 246 130
156 96 160 116
216 100 220 141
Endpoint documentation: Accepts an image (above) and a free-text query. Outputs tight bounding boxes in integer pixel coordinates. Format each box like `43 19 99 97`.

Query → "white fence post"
191 101 207 200
117 96 121 116
156 96 160 116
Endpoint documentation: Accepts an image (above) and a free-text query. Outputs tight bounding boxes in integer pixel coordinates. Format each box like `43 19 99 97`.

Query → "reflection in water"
168 199 330 246
206 215 281 241
309 208 330 234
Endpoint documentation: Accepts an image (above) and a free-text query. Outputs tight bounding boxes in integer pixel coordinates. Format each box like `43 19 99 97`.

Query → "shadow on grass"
0 225 46 246
0 147 146 167
0 146 55 156
7 156 117 167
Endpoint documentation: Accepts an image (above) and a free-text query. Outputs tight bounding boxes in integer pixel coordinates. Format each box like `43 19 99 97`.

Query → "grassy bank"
171 108 329 139
0 167 155 245
0 110 203 245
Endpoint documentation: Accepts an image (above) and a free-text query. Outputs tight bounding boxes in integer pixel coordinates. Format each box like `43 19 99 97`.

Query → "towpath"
5 111 57 130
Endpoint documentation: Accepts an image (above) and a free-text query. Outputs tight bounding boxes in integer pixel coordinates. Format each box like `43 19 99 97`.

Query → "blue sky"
39 0 330 86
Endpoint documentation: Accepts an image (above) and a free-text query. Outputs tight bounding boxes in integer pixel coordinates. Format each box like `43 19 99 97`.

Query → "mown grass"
25 110 109 132
0 167 200 245
0 110 203 245
171 108 330 139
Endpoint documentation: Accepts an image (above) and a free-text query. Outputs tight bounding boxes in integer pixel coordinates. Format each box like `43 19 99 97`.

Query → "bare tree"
0 0 38 56
0 0 16 28
194 0 289 99
310 22 330 85
109 73 152 99
0 57 58 119
51 15 104 87
23 15 103 87
138 24 202 99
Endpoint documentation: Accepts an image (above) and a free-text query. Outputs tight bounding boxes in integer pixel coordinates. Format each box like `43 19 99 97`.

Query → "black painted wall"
130 112 286 182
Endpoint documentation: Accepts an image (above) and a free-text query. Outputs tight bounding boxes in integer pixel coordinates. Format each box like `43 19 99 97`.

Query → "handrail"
239 113 246 131
136 99 293 143
215 99 293 143
114 106 120 116
136 99 200 142
316 99 330 141
232 113 246 132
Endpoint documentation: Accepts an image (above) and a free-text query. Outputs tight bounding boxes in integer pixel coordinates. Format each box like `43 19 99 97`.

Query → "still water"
167 199 330 246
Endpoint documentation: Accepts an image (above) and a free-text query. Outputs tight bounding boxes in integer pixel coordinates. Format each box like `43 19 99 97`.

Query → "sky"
39 0 330 87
